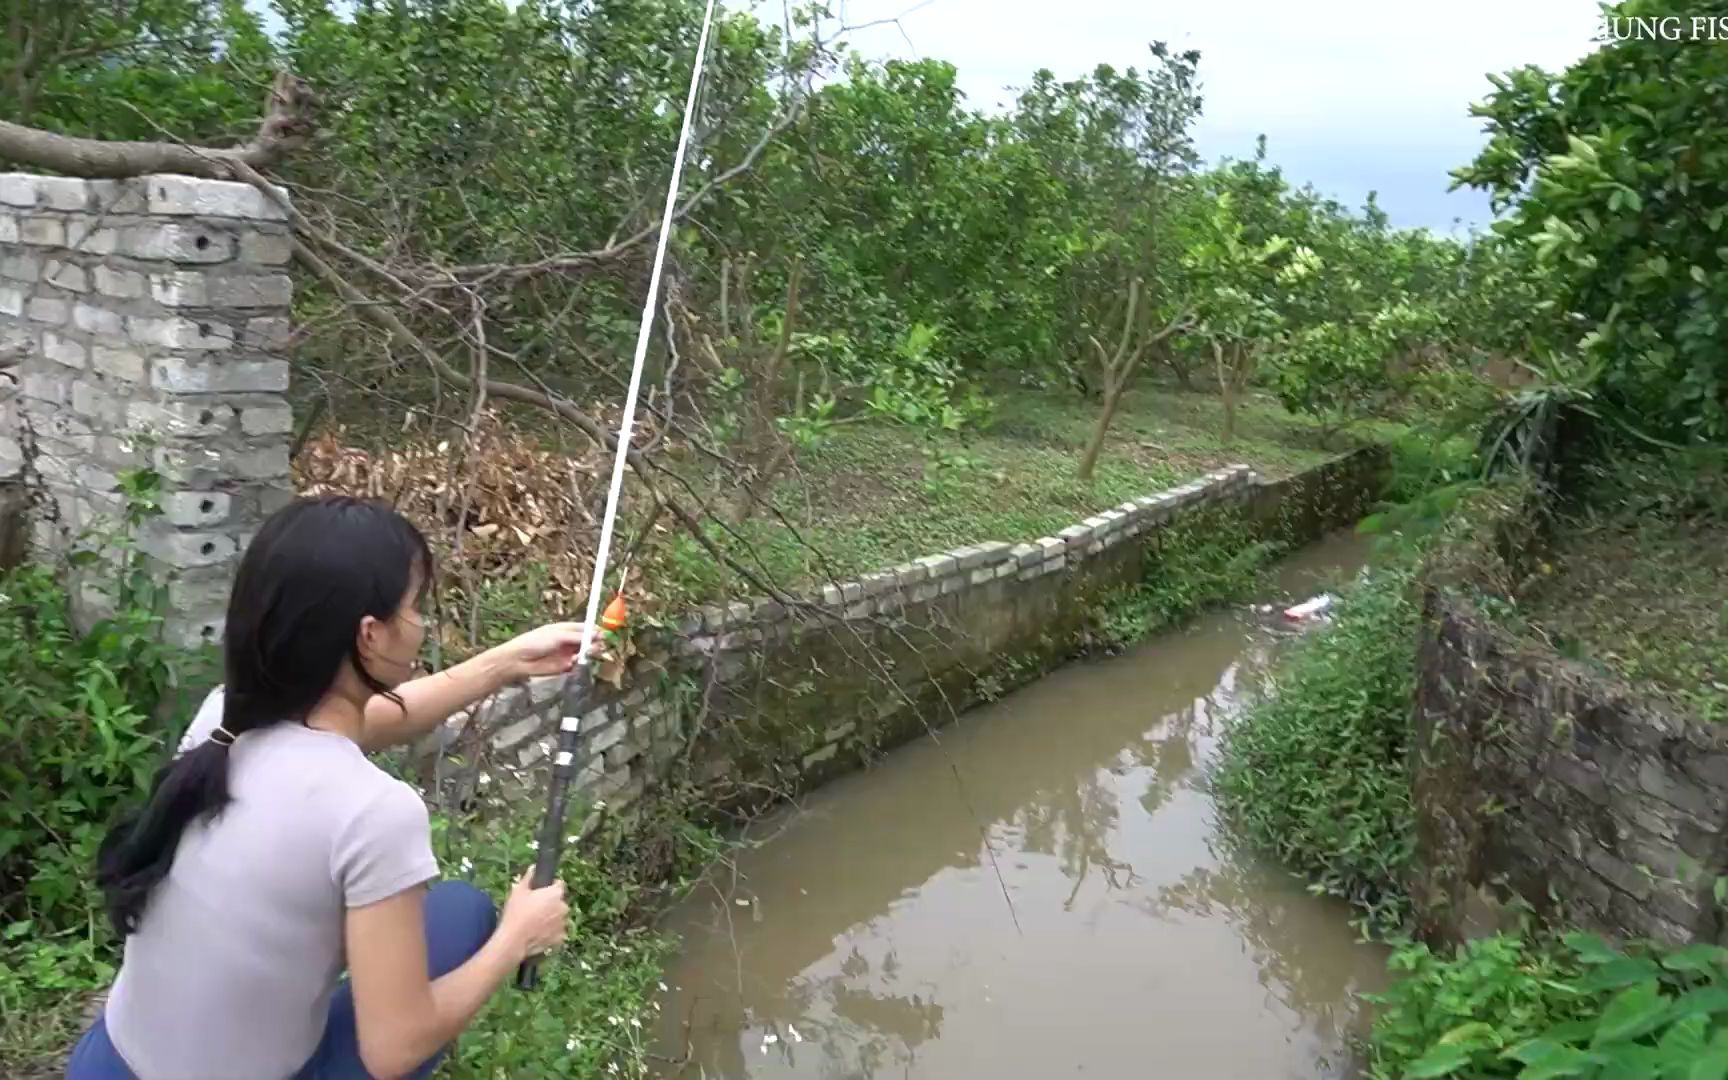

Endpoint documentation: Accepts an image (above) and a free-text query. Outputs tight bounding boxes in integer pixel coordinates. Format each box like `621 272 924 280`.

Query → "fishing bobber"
599 593 628 633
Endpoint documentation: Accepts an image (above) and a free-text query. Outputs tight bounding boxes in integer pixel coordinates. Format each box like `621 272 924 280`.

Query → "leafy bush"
1367 929 1728 1078
0 476 189 1067
1211 560 1420 934
1086 512 1277 650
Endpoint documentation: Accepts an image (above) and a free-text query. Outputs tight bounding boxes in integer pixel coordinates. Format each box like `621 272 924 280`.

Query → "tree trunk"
1214 341 1236 445
1077 381 1125 484
1172 362 1194 392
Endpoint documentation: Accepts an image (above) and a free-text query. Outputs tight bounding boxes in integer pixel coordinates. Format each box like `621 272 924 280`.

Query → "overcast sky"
799 0 1607 234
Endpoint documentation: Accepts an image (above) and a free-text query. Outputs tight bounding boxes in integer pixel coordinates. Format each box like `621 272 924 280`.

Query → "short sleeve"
331 780 441 908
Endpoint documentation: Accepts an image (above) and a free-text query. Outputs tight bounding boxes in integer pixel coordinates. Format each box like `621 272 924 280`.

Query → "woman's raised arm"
359 621 590 752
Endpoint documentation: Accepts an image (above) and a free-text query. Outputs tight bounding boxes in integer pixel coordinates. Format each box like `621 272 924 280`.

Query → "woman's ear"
355 613 383 658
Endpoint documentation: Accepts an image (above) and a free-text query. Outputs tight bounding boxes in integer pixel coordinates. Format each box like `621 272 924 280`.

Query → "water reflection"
653 532 1385 1079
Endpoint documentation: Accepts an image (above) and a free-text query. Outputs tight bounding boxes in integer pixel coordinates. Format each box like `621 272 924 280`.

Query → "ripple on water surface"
652 532 1388 1080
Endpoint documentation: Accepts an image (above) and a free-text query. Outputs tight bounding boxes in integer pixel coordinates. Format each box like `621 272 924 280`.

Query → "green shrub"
1367 929 1728 1078
1211 561 1420 934
1086 512 1278 650
0 474 192 1068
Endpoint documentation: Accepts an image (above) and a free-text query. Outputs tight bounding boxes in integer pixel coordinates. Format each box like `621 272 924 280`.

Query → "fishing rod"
515 0 719 992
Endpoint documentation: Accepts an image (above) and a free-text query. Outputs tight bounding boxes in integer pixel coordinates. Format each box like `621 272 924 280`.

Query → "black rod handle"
515 665 592 991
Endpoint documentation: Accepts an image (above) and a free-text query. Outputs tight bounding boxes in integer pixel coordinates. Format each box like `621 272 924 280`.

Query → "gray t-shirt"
105 688 441 1079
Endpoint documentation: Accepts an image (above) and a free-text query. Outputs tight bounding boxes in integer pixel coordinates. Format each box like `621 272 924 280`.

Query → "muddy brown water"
651 531 1390 1080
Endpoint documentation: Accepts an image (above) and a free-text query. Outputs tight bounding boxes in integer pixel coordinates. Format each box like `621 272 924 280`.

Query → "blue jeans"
67 881 498 1079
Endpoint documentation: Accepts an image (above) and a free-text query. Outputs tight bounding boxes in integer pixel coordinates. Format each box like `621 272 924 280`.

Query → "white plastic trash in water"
1283 594 1334 622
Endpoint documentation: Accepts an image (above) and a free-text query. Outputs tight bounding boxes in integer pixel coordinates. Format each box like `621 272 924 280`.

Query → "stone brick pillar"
0 172 295 646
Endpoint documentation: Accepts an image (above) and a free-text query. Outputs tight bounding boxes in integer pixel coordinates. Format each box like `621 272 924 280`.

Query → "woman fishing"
67 494 587 1080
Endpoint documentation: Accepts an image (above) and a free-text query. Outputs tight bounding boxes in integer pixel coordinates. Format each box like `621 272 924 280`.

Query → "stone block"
127 400 234 438
1057 524 1091 549
241 317 291 350
1009 542 1040 567
949 544 990 571
889 561 928 585
492 713 543 752
150 444 225 485
152 270 294 309
71 381 113 422
97 434 145 469
160 491 232 528
122 223 233 263
1584 844 1654 901
67 222 119 255
92 344 146 383
915 553 957 578
152 354 288 394
92 265 145 299
129 315 234 351
142 174 290 221
166 568 234 614
0 251 41 282
578 705 615 734
27 296 68 325
238 231 292 266
0 175 36 207
20 217 65 247
44 260 88 293
42 331 86 369
75 464 119 496
585 717 628 756
1637 759 1717 820
21 370 70 406
526 673 568 706
139 528 238 569
71 302 122 336
230 444 290 481
24 176 93 211
0 214 13 243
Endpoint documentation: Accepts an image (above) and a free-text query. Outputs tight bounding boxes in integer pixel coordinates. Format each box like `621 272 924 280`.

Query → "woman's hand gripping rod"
515 593 626 990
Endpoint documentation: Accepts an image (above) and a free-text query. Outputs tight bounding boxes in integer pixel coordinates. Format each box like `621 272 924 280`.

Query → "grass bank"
649 382 1342 607
1519 451 1728 722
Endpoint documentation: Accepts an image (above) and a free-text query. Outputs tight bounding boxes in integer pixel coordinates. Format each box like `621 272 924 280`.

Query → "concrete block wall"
0 173 295 645
422 451 1388 831
1411 588 1728 948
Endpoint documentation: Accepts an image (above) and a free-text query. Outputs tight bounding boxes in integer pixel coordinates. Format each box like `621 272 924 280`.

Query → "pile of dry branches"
292 411 665 657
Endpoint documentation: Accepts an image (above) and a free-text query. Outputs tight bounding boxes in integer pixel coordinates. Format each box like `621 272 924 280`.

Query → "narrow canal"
651 531 1388 1079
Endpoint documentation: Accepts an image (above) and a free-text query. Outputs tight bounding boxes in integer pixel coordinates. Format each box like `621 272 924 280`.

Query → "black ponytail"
97 496 433 937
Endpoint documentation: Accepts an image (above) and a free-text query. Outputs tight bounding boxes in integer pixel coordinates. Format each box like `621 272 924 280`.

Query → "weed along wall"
419 447 1390 832
0 171 296 645
1410 584 1728 949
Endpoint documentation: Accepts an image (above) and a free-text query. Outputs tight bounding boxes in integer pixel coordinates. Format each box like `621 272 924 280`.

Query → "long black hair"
97 495 433 936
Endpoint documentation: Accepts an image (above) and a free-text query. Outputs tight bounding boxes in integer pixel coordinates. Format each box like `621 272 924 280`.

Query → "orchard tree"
1453 0 1728 443
1184 192 1313 443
